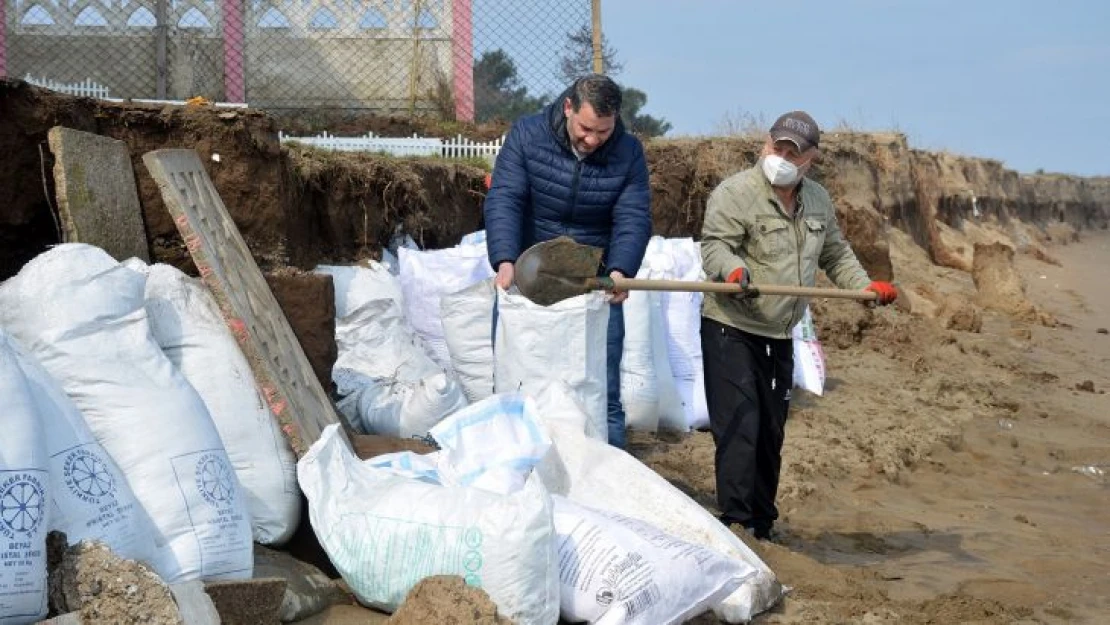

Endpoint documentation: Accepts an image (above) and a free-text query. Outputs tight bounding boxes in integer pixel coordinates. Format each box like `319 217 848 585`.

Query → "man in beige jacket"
700 111 897 540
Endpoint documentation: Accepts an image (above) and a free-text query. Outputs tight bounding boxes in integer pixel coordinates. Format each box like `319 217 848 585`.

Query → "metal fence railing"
1 0 598 122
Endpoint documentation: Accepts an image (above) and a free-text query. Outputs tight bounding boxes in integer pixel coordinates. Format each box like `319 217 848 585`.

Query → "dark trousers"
700 316 793 532
606 302 626 449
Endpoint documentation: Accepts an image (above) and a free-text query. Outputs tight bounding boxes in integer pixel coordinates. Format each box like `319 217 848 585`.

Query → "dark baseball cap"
769 111 820 152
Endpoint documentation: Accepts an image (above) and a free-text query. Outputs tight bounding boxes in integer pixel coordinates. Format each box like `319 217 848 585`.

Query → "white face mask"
761 154 801 187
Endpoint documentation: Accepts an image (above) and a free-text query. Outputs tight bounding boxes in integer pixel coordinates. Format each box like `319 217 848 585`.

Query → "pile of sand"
1044 221 1079 245
971 242 1056 326
387 576 511 625
936 294 984 332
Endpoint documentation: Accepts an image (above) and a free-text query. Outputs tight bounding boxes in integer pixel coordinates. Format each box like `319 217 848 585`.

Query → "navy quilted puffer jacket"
483 88 652 277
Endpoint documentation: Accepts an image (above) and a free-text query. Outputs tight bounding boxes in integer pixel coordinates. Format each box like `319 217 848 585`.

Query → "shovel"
514 237 883 307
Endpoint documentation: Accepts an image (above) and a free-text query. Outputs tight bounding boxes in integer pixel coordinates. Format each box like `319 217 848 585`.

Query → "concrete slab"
253 544 348 623
204 578 286 625
141 148 341 456
47 127 149 262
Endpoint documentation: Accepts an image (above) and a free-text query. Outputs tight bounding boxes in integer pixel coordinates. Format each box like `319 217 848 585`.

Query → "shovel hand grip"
594 276 878 301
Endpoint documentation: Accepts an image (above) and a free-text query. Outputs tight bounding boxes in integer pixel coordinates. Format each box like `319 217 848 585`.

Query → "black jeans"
700 316 793 533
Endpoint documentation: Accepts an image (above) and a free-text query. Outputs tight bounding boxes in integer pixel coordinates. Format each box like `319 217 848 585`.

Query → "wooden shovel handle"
593 276 878 301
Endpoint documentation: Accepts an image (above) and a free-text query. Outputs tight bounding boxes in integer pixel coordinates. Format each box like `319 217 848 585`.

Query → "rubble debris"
47 533 183 625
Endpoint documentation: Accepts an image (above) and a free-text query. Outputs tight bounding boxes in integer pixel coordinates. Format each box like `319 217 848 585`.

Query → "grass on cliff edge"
283 141 492 177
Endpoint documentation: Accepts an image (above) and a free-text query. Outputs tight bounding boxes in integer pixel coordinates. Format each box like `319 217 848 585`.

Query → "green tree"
557 24 623 83
473 49 546 123
621 87 672 138
556 25 670 137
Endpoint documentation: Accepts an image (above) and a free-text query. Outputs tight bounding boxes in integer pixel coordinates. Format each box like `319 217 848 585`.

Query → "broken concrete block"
253 545 349 622
47 535 183 625
47 127 149 263
204 577 286 625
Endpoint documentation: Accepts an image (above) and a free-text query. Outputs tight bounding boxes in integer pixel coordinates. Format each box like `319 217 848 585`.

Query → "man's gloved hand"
726 267 750 289
727 267 757 299
495 261 515 290
865 281 898 306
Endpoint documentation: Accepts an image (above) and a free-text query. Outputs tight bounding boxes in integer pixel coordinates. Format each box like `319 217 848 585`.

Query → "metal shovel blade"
515 236 604 306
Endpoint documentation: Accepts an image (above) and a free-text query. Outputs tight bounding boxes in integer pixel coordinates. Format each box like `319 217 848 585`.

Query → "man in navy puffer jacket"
484 74 652 449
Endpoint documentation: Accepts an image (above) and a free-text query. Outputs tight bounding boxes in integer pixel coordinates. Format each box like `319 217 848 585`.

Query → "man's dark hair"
568 74 622 117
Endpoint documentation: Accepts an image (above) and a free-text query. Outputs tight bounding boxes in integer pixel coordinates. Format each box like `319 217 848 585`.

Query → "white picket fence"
24 74 110 98
279 130 504 161
442 134 505 160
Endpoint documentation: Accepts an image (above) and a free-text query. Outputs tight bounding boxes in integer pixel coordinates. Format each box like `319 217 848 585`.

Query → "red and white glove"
865 281 898 305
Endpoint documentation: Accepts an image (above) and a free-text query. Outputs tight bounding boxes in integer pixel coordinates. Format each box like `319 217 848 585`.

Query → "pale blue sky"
599 0 1109 176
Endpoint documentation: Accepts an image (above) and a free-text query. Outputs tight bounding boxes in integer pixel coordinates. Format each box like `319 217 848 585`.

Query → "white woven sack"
143 263 300 546
494 289 609 443
0 244 253 583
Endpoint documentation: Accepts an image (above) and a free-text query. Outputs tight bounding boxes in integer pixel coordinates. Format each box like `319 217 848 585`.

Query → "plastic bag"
430 394 552 496
791 307 826 396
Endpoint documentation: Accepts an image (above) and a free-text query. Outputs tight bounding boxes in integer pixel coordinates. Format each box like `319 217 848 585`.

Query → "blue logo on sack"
1 473 46 537
63 448 116 504
195 454 236 507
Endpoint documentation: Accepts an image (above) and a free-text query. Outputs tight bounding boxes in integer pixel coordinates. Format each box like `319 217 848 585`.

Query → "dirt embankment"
644 132 1110 280
4 78 1108 284
0 79 489 278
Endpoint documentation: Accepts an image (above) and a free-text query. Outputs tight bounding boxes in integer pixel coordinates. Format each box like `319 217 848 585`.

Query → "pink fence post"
0 0 8 78
452 0 474 122
222 0 245 102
